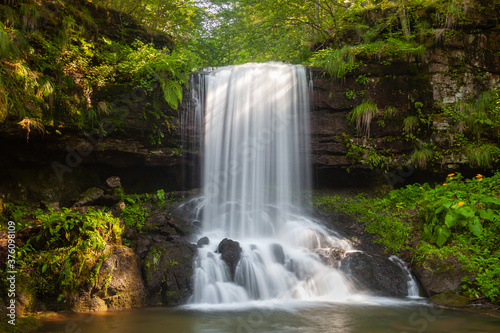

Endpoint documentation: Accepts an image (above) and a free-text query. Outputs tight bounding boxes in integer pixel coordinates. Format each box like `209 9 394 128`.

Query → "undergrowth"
314 172 500 303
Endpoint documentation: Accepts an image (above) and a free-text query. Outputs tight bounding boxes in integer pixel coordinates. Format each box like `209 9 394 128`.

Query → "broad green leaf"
435 225 452 247
456 207 475 220
444 212 456 228
479 208 496 221
42 263 47 273
468 217 483 237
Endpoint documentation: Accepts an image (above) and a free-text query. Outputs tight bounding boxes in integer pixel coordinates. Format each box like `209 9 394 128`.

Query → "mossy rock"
430 292 469 308
0 316 41 333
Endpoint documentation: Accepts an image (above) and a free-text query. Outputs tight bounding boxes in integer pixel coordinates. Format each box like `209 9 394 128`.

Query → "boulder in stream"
218 238 242 279
340 252 408 297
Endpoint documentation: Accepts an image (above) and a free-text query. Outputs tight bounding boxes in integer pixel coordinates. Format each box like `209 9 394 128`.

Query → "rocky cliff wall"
1 26 499 200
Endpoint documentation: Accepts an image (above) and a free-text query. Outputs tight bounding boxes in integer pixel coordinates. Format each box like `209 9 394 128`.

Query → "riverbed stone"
414 255 472 295
430 293 469 308
270 243 285 264
218 238 242 279
197 236 209 248
340 251 408 297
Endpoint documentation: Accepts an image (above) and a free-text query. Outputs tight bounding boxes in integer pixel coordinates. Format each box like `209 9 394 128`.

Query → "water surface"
35 300 500 333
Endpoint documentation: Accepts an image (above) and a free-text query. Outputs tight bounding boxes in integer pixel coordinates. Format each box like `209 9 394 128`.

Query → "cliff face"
1 26 499 200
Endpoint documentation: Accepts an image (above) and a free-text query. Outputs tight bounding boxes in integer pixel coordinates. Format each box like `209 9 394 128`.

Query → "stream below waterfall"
34 303 500 333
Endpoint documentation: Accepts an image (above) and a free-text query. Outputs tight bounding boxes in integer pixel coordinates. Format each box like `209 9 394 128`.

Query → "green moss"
0 316 41 333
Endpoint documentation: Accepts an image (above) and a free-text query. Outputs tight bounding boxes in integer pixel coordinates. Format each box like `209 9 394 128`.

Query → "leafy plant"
411 142 434 168
313 172 500 302
403 116 419 134
310 47 359 79
347 100 379 138
466 143 499 168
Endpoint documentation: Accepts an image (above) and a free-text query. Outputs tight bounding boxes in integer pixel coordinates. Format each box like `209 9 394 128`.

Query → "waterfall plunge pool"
34 301 500 333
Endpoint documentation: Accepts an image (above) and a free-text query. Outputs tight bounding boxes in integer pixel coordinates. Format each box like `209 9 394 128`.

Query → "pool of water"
34 298 500 333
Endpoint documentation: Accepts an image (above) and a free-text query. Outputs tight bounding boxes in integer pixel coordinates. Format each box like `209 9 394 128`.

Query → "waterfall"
186 63 356 305
389 256 420 297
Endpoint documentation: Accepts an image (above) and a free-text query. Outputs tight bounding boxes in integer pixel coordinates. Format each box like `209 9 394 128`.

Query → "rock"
340 252 408 297
430 293 469 308
111 201 126 217
71 294 107 312
145 214 167 224
73 187 104 207
94 195 121 207
197 236 209 248
218 238 242 279
414 255 472 295
105 176 122 189
142 241 197 306
270 243 285 264
40 201 60 211
122 223 138 241
70 245 146 311
317 247 346 268
99 246 146 309
136 236 151 255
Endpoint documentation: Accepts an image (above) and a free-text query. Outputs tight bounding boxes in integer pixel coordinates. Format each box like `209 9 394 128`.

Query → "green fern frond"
348 100 379 138
403 116 419 134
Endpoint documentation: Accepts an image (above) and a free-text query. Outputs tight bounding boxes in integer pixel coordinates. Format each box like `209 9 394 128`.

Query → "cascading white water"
389 256 420 297
188 63 355 305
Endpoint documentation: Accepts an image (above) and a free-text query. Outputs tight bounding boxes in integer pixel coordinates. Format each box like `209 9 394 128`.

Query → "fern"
466 144 498 168
383 105 398 118
310 47 359 78
348 100 379 138
412 145 434 168
403 116 419 134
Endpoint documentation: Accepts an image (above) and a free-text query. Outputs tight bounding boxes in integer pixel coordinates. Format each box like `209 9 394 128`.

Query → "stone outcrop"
218 238 242 280
71 245 146 311
414 255 474 296
1 26 499 200
340 252 409 297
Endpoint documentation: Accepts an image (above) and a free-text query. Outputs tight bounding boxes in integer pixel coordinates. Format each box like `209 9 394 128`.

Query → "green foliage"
383 106 398 118
445 90 500 141
120 195 150 231
466 143 499 168
89 0 204 38
313 172 500 302
411 144 434 168
156 189 166 204
310 47 360 78
347 100 379 137
0 0 200 136
403 116 419 134
11 206 123 297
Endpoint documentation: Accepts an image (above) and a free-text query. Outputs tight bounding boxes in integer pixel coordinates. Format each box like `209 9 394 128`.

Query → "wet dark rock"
414 256 473 295
93 194 121 207
317 247 346 268
111 201 126 217
105 176 122 189
142 241 197 306
270 243 285 264
218 238 242 279
73 187 104 207
430 292 469 308
197 236 209 248
71 245 146 311
40 201 60 211
136 236 151 255
340 252 408 297
122 223 138 241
